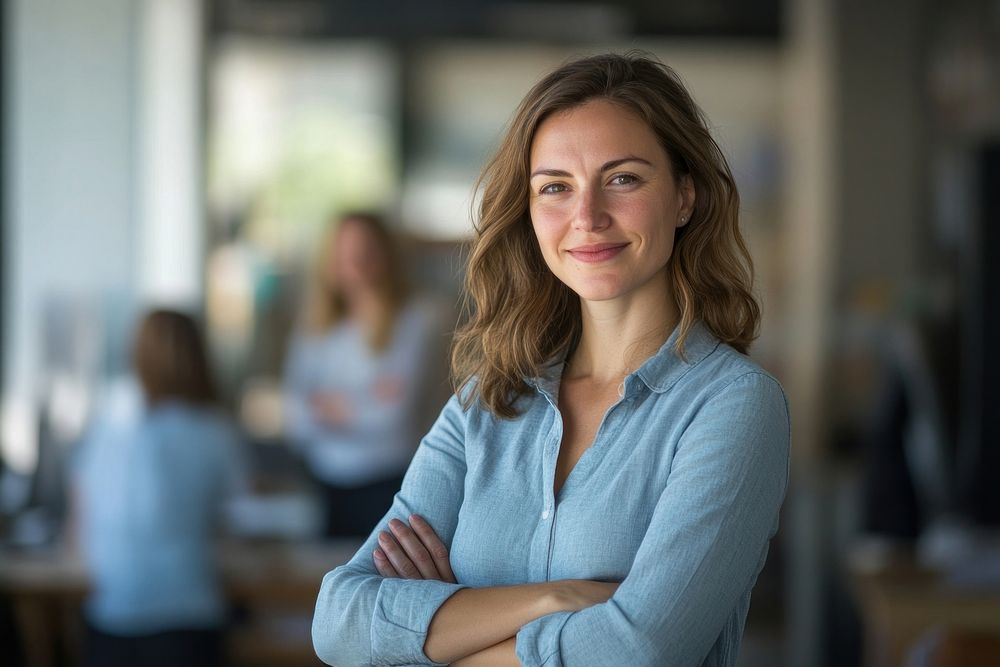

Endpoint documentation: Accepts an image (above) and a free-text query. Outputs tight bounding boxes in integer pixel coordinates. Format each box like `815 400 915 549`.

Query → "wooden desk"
849 544 1000 666
0 539 362 667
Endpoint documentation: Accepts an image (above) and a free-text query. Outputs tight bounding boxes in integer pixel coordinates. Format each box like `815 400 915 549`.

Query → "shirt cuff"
515 611 574 667
371 578 466 666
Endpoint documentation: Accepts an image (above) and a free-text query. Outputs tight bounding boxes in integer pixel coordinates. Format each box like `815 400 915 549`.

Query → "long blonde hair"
304 212 408 353
451 52 760 418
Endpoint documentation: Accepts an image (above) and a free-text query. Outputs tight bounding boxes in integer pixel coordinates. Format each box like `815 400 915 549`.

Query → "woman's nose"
573 187 611 232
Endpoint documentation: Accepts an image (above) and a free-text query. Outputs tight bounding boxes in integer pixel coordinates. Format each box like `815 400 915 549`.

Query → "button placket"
540 403 562 577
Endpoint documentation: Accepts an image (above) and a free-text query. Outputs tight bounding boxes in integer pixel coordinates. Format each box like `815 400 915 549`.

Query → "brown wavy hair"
451 52 760 418
133 309 217 406
304 212 408 353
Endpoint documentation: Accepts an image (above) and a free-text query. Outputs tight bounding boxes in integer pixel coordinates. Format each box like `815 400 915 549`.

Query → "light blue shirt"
312 321 790 666
284 300 442 487
74 390 247 635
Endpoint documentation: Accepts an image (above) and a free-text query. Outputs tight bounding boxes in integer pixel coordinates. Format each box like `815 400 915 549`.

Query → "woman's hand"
373 374 404 404
310 392 352 426
373 514 456 583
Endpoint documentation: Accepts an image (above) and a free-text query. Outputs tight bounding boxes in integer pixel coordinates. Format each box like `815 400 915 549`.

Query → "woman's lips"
566 243 629 263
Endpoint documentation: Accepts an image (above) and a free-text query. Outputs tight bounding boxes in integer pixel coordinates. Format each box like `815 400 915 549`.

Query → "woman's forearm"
423 583 555 664
379 516 619 664
424 579 617 664
451 637 519 667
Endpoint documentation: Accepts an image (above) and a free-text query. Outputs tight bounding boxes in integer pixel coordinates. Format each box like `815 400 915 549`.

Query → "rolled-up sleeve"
369 578 467 664
312 393 470 667
516 372 791 667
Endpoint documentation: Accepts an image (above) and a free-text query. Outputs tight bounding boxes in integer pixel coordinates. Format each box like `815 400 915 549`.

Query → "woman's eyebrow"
529 167 572 179
529 156 654 180
601 156 653 172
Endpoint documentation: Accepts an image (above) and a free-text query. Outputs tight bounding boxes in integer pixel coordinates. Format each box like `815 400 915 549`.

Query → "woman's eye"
540 183 568 195
610 174 638 186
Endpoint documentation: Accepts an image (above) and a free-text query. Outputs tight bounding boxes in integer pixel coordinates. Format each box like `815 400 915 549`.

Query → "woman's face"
528 99 694 305
327 219 386 293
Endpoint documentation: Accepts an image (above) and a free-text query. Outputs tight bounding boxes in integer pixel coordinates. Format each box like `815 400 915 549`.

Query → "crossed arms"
312 373 789 667
373 514 619 665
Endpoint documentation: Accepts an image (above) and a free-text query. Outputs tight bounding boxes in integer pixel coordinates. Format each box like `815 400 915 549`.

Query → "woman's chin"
566 282 629 303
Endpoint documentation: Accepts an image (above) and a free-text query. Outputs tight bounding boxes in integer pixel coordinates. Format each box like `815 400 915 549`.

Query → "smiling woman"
311 52 789 667
528 100 694 306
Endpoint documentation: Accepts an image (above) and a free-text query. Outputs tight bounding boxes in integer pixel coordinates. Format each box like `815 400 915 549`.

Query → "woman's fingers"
372 548 400 578
372 516 457 583
409 514 457 583
376 531 423 579
387 518 442 580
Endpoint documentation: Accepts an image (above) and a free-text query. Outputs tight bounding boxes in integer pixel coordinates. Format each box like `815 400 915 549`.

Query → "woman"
312 53 790 666
284 212 442 537
73 309 248 667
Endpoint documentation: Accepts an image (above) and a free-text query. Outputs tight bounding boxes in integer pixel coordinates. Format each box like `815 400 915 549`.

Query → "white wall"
137 0 204 305
3 0 138 472
2 0 203 474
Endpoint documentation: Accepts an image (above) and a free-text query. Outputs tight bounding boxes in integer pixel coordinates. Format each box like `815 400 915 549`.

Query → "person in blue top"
312 52 791 666
72 308 248 667
284 212 443 537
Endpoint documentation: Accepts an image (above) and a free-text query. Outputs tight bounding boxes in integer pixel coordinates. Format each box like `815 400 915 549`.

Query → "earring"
680 216 687 223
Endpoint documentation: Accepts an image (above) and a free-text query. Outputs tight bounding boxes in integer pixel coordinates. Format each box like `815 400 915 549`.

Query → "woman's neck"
565 273 679 385
345 289 386 326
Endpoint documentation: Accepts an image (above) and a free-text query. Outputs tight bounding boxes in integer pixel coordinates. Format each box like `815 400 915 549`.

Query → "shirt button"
541 510 550 520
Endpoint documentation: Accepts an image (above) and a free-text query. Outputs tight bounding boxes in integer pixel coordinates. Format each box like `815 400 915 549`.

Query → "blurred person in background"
71 309 248 667
312 53 790 666
283 212 441 538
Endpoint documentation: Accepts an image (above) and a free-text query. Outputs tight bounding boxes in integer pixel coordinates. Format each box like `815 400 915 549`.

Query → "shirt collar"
527 320 720 400
527 356 564 404
634 320 720 393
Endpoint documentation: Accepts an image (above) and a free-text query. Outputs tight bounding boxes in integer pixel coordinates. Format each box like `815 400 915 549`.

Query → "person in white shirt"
283 212 442 537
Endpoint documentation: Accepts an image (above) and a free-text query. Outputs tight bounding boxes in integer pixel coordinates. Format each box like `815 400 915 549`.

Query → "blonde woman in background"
284 212 441 538
313 54 791 666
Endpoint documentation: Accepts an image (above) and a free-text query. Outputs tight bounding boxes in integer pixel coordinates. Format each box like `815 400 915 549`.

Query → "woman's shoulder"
428 377 505 432
700 341 781 388
149 402 237 438
74 377 143 455
641 323 782 397
289 320 347 345
398 294 449 335
681 341 789 437
667 326 787 418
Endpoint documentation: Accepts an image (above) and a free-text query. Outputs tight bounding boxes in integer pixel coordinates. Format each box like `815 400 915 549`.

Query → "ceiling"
210 0 784 42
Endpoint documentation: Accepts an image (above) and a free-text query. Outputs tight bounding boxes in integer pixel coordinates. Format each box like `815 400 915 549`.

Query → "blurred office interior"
2 0 1000 665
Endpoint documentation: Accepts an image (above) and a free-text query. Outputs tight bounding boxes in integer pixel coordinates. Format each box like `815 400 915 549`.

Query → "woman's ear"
678 174 696 227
